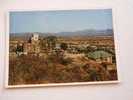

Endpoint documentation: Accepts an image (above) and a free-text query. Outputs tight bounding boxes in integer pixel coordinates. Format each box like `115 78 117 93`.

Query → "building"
31 34 39 41
87 50 113 63
24 34 40 54
15 34 41 56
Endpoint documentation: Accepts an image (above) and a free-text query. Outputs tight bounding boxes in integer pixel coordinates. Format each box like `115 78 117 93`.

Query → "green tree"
60 43 68 50
40 38 47 49
16 44 24 52
46 36 57 50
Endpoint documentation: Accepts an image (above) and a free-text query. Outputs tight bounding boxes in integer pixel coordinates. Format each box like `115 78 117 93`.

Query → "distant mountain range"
55 29 113 36
10 29 113 39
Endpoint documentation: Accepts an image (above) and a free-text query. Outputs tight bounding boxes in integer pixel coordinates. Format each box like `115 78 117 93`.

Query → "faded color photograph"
8 9 118 86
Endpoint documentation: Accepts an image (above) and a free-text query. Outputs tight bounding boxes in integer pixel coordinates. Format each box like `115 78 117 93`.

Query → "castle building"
31 34 39 41
23 34 41 55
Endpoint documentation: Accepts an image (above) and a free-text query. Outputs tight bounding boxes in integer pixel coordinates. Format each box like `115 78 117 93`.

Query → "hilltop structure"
15 34 41 56
24 34 40 55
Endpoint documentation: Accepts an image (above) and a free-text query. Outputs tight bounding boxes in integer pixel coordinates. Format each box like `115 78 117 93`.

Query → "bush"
9 54 116 85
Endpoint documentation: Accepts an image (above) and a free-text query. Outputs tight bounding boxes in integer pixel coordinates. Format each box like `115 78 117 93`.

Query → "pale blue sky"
10 9 113 34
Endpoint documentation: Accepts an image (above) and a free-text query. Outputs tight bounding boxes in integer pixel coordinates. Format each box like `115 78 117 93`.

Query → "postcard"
6 9 119 88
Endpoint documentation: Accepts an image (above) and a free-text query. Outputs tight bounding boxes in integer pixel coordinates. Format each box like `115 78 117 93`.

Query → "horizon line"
10 28 113 34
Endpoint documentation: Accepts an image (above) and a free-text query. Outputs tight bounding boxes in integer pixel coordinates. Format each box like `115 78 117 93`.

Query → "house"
87 50 113 63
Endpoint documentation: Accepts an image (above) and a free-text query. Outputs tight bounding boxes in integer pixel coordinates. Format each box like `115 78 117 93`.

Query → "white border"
5 8 120 88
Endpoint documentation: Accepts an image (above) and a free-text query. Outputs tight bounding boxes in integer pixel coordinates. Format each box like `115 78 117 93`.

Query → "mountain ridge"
10 29 113 37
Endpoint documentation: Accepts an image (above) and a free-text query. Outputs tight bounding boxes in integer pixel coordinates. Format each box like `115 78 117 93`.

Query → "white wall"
0 0 133 100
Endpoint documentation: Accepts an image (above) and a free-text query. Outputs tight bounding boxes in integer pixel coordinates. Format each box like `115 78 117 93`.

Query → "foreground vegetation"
9 53 117 85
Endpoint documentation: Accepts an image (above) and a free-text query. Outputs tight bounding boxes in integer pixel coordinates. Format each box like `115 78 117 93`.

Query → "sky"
10 9 113 34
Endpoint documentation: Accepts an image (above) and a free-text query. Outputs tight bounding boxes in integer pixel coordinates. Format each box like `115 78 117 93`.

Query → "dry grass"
9 54 117 85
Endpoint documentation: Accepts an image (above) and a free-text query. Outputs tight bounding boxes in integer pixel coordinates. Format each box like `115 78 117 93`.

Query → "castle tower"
32 34 39 41
31 34 39 45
